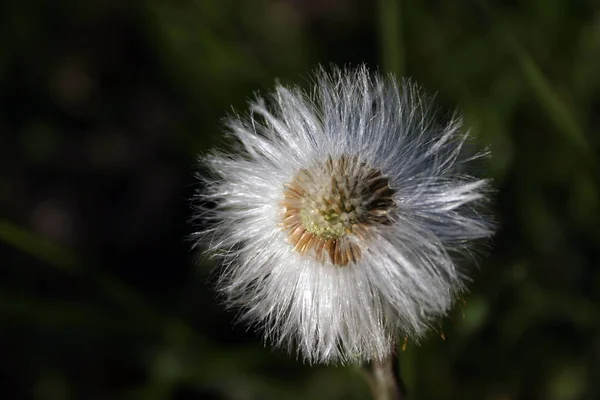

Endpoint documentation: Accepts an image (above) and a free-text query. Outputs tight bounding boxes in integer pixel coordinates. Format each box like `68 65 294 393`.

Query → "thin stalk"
362 352 406 400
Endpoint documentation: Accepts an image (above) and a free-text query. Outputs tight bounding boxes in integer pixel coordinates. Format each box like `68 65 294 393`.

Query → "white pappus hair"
192 65 494 364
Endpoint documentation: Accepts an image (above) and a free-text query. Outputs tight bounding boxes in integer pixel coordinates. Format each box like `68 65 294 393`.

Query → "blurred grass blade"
378 0 404 76
399 337 417 399
0 219 162 328
473 0 598 169
0 219 78 270
0 291 157 334
511 43 592 158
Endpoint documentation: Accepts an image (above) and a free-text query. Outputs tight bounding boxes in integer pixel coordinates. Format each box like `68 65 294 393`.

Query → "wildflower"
193 66 493 364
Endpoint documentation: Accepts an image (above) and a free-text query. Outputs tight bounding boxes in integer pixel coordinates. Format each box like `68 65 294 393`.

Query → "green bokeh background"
1 0 599 399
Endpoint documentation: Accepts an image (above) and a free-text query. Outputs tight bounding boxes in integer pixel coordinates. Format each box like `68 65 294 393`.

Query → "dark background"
1 0 599 399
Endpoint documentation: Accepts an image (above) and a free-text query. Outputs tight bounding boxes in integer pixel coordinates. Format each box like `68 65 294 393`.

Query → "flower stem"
362 352 406 400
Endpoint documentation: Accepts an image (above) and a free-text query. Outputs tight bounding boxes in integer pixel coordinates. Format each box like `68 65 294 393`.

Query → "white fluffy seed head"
192 65 494 364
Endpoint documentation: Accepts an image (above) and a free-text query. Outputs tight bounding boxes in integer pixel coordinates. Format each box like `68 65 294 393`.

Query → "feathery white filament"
193 66 494 364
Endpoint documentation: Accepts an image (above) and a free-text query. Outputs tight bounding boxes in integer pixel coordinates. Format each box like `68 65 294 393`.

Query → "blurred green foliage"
1 0 599 399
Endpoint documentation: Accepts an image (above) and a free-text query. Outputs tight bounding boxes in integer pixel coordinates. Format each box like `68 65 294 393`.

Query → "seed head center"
282 154 396 266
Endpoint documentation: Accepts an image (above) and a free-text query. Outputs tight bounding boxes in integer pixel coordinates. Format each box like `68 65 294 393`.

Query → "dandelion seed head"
192 65 494 364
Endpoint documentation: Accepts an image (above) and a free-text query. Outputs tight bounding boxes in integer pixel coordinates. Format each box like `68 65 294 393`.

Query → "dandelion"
193 66 493 364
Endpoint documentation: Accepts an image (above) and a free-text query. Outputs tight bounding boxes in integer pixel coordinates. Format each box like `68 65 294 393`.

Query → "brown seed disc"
282 154 396 266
